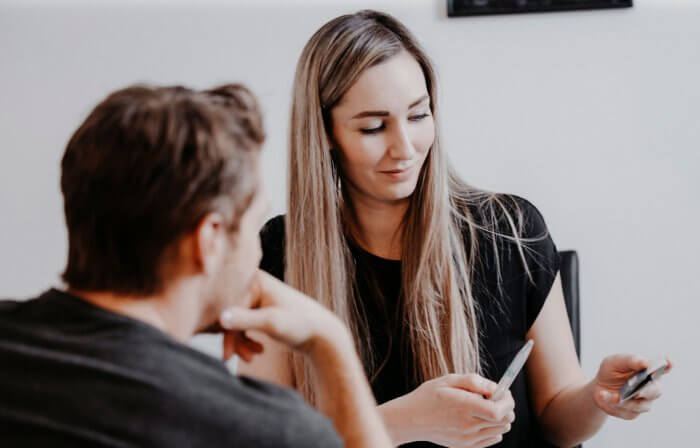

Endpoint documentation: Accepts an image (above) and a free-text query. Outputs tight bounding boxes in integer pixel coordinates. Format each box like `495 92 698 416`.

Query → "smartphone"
490 339 534 401
619 358 669 403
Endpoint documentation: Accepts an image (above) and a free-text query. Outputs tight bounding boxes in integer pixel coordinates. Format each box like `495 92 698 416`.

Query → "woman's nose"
387 123 416 160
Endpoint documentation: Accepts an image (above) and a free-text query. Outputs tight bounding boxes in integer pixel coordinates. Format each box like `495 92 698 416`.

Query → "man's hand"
219 270 347 361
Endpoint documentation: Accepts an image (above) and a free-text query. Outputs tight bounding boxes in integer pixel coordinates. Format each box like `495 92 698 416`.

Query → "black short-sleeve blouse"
259 195 561 448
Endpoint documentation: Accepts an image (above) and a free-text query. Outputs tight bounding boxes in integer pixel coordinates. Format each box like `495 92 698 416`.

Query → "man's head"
61 83 266 312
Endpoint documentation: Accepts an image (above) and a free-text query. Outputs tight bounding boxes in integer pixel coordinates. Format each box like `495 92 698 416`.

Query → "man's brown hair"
61 83 264 295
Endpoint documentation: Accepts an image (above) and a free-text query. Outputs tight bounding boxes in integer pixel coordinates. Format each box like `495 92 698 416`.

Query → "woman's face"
330 50 435 205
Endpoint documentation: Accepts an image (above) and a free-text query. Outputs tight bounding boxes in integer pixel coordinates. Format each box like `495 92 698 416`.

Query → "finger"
442 373 498 396
628 355 649 372
233 332 265 361
502 390 515 412
608 407 643 420
243 271 265 307
255 270 324 313
220 307 282 334
236 345 254 363
454 422 510 448
635 382 662 401
237 333 264 355
597 394 644 420
255 270 290 306
471 395 514 422
476 421 512 439
491 390 515 421
241 270 295 311
600 388 626 406
437 388 505 427
223 332 235 361
616 398 652 414
604 354 648 374
473 434 505 448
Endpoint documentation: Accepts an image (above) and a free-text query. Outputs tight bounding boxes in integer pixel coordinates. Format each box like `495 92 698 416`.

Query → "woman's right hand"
380 373 515 447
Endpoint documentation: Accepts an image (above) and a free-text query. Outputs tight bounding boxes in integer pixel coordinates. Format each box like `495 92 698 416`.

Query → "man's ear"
193 213 226 275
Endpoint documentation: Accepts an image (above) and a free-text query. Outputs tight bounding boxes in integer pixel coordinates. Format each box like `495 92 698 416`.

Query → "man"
0 84 390 447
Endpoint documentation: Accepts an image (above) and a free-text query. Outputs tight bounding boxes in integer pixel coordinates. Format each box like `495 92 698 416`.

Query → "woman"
239 10 669 448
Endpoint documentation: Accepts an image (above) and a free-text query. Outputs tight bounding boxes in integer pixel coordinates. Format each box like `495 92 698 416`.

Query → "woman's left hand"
592 354 672 420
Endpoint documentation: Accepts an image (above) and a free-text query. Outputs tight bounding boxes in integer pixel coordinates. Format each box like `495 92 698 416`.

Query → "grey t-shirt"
0 289 342 447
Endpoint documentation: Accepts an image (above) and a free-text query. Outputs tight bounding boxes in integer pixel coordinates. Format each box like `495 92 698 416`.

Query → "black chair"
559 250 582 448
559 250 581 360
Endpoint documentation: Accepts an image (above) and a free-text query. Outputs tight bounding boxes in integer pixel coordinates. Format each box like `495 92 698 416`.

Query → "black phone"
619 358 669 403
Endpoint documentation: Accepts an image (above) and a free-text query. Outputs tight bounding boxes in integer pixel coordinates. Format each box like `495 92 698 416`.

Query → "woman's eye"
359 124 385 135
409 113 430 121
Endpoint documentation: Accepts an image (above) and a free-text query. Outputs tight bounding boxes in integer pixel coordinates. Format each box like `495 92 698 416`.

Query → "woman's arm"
526 274 668 447
525 274 604 446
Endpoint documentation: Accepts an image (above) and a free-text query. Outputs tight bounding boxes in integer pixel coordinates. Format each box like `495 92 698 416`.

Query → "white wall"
1 0 698 445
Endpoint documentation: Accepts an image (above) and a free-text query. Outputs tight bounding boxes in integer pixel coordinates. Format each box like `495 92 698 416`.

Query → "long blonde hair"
286 10 535 404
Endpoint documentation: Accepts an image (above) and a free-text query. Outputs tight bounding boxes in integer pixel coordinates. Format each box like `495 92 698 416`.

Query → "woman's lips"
379 165 413 180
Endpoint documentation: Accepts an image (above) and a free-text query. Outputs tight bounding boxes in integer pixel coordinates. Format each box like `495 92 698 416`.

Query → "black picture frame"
447 0 633 17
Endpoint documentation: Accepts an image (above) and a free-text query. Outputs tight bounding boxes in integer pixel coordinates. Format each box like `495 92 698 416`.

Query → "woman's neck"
348 191 410 261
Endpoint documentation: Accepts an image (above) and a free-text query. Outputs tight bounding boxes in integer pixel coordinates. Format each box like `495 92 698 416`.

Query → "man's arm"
220 270 392 448
307 319 392 448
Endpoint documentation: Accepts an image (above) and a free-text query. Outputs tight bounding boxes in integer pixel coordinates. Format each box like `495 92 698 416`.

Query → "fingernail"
220 309 234 327
600 390 611 402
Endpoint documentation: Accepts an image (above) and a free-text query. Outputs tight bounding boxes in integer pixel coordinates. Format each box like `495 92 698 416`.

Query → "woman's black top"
259 196 561 448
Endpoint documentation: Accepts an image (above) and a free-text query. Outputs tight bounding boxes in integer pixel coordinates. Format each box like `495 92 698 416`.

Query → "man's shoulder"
0 298 23 314
173 374 342 447
0 290 66 332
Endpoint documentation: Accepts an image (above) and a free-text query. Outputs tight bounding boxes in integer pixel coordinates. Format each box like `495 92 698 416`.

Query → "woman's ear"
323 111 338 153
193 213 226 276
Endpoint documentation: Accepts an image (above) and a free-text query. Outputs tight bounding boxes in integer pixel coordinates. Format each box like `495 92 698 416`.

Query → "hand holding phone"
619 357 670 403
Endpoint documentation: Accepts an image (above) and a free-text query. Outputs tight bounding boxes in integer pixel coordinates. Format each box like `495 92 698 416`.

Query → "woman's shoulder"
464 192 560 288
508 194 550 239
466 193 550 241
465 193 561 335
260 214 285 245
259 214 286 280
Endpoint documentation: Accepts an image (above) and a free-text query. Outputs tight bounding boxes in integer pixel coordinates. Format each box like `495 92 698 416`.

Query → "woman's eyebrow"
408 94 429 109
351 110 389 119
350 94 430 120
